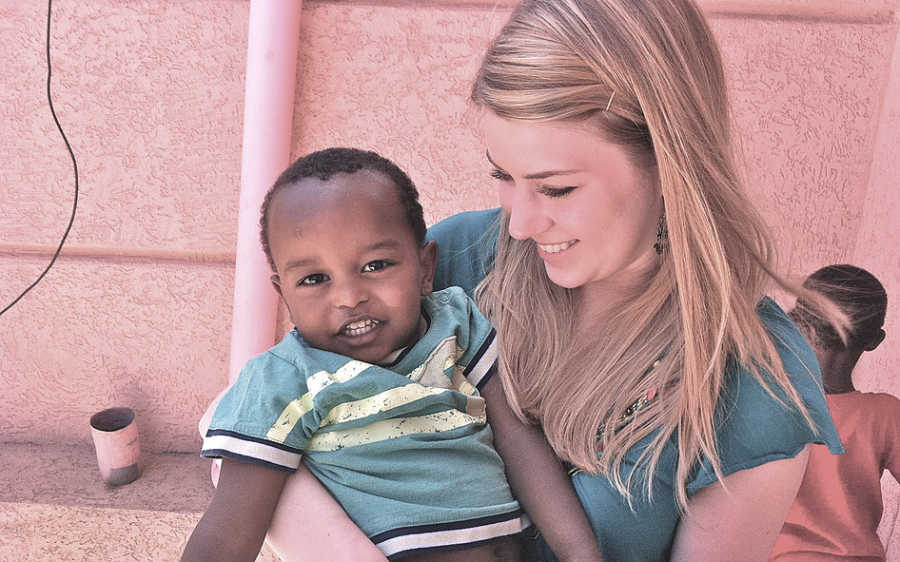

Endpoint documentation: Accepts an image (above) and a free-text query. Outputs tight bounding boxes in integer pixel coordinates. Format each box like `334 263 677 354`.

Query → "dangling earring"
654 211 668 255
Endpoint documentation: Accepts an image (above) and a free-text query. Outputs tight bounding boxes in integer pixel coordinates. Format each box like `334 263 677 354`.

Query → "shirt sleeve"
463 326 498 390
688 298 844 494
426 208 500 297
437 286 498 391
201 351 318 472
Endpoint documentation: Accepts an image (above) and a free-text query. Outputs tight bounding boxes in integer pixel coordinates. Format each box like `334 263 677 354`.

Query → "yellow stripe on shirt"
307 360 370 395
266 360 371 443
307 410 486 451
319 384 458 428
266 393 315 443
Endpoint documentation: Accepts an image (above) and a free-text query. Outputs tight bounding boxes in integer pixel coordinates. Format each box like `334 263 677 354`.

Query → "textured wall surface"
290 3 504 225
1 0 897 553
0 1 248 452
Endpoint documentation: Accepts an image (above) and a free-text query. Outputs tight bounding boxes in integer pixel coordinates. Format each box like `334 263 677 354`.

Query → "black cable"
0 0 79 317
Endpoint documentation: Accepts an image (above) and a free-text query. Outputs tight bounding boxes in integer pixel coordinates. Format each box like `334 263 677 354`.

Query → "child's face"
268 170 436 364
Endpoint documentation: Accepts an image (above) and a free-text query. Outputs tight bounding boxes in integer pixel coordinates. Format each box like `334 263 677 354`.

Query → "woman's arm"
671 445 810 561
182 459 287 561
265 463 388 561
480 376 603 562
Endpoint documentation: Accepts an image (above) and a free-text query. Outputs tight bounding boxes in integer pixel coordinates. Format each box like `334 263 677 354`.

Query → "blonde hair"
472 0 834 510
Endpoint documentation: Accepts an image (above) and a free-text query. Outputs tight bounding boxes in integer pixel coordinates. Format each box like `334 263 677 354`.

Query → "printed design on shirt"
408 336 459 389
307 409 487 451
317 336 475 429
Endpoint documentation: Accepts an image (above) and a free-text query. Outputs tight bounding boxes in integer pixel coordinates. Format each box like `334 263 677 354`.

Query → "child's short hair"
259 147 427 272
791 264 887 351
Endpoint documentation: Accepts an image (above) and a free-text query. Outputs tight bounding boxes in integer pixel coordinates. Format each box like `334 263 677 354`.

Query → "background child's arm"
181 459 287 562
481 376 604 562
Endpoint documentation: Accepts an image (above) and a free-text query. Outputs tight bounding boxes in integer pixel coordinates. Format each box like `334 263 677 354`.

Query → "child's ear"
419 240 438 295
270 274 284 298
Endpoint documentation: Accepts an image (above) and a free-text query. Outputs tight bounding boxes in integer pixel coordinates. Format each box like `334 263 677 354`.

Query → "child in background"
182 148 599 561
771 264 899 561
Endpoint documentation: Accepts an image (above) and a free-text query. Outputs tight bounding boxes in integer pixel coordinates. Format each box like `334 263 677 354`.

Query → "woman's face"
481 111 662 292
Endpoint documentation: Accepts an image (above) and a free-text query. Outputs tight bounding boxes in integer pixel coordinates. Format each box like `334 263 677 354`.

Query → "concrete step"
0 442 278 561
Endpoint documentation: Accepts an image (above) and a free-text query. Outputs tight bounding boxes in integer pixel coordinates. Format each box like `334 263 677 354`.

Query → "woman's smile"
537 239 578 255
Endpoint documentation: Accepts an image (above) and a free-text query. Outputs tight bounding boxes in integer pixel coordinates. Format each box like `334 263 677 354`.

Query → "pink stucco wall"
1 0 897 553
1 1 245 453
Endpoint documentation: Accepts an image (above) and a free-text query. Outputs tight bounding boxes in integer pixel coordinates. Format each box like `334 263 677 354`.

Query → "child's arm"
197 387 387 561
481 376 604 562
181 459 287 561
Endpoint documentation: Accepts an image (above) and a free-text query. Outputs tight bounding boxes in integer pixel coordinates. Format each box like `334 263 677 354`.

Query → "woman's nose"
505 188 550 241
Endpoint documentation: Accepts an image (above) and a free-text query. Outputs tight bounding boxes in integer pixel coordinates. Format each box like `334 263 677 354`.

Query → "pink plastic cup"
89 407 141 486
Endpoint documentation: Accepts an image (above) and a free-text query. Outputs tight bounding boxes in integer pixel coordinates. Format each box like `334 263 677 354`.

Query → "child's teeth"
344 319 378 336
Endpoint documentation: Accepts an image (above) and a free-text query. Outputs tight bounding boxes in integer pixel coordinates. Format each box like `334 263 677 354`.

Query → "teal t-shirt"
426 209 843 561
203 287 525 559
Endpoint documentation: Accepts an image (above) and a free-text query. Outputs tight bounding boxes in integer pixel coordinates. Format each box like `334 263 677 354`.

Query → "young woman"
433 1 841 559
207 1 844 559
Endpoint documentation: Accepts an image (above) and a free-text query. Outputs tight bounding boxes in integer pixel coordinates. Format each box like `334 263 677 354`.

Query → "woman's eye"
537 185 577 198
362 260 391 273
490 168 513 182
299 273 328 286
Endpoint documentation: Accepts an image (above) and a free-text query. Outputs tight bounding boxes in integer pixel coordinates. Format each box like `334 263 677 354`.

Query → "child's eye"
299 273 329 286
537 185 577 198
490 168 513 182
362 260 392 273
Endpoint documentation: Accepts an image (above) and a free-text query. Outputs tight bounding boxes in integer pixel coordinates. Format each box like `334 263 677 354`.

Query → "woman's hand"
671 445 811 561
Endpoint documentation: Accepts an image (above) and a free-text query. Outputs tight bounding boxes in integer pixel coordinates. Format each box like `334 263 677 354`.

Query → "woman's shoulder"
733 298 842 442
427 207 500 240
755 297 818 376
688 297 844 493
426 208 501 296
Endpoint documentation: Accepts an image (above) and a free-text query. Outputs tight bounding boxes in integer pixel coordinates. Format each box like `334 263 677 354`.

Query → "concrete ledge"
1 502 202 561
0 442 213 512
312 0 898 24
702 0 897 23
0 442 279 561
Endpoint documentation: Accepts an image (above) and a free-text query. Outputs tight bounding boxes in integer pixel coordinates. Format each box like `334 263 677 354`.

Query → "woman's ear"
419 240 438 295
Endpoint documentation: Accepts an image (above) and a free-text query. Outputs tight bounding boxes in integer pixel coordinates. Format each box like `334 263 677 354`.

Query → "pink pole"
229 0 303 383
